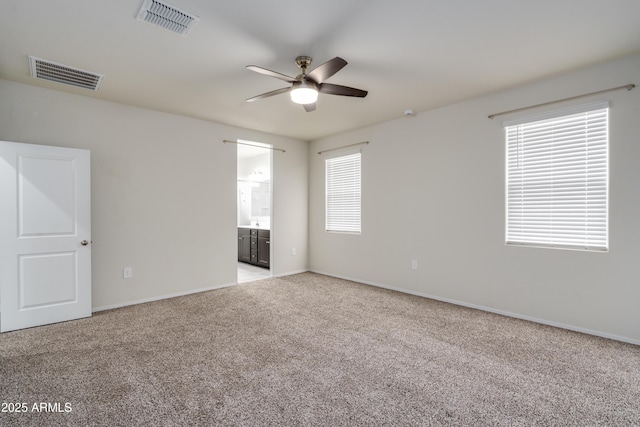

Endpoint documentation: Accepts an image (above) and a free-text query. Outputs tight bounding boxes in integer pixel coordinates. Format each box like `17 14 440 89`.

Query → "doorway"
237 140 272 283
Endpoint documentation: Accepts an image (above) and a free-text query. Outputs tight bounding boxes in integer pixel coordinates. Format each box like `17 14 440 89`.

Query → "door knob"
81 240 89 246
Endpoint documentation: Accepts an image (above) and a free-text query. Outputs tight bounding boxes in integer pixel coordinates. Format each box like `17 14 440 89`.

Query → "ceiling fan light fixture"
246 56 366 111
290 81 318 105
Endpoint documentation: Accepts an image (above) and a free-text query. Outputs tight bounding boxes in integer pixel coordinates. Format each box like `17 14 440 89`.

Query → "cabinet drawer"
250 229 258 236
258 229 270 238
250 237 258 247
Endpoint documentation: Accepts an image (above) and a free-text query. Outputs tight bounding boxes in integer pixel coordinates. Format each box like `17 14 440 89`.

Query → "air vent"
136 0 199 36
29 56 104 91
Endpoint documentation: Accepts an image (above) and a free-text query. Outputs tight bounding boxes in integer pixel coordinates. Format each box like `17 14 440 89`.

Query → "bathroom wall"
237 150 271 228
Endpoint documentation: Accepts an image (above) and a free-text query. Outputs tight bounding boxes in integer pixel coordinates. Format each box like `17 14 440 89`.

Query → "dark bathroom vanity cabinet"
238 227 270 268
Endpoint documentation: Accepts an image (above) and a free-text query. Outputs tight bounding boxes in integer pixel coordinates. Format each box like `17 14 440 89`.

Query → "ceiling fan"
245 56 368 112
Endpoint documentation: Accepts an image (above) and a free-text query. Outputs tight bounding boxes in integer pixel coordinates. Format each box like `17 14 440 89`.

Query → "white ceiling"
1 1 639 141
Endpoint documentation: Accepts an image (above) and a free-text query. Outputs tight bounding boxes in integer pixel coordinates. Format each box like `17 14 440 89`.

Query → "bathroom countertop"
238 225 270 230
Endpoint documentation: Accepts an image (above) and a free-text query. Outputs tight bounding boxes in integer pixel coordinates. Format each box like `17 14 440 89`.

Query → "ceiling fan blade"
246 65 296 83
318 83 368 98
303 103 316 112
305 57 347 84
246 87 291 103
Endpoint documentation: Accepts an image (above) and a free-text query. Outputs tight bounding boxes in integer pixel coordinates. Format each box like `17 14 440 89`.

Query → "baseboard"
92 281 237 313
271 269 309 278
309 269 640 346
92 270 311 313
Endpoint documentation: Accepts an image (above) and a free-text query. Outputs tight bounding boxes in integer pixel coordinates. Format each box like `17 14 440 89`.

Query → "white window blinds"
505 103 609 251
326 152 361 233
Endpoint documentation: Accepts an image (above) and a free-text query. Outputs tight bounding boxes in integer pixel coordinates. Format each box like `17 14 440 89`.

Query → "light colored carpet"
1 272 639 426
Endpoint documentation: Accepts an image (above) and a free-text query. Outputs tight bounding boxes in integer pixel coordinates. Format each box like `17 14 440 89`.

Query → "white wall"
238 152 270 181
309 54 640 344
0 79 308 310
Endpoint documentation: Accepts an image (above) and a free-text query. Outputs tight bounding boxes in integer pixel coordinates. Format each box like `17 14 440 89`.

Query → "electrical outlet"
123 267 133 279
291 247 297 256
411 260 418 270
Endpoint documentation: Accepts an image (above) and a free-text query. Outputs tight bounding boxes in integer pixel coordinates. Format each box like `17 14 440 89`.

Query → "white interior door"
0 141 91 332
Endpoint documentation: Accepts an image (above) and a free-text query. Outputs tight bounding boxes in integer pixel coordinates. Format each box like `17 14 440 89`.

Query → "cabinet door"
238 231 251 263
258 236 270 267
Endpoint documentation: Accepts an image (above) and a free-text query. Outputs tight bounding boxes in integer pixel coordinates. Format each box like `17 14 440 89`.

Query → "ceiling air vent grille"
29 56 104 91
136 0 199 36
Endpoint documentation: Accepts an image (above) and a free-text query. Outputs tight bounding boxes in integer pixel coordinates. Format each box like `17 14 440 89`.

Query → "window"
505 102 609 251
325 151 361 233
